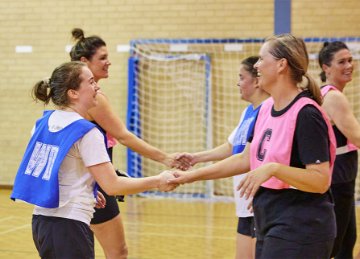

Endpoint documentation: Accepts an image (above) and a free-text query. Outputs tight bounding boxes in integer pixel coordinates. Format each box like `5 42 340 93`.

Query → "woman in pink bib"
319 41 360 259
169 34 337 258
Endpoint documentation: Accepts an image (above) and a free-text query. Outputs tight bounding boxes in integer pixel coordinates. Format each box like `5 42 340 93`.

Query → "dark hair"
69 28 106 61
266 34 322 105
32 61 86 106
241 56 259 78
318 41 349 82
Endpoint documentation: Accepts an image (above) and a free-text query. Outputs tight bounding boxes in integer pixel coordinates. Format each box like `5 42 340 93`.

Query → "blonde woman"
169 34 337 258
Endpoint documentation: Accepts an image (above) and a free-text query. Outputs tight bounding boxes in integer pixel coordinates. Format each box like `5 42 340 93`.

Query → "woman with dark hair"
69 28 188 259
176 56 269 259
319 41 360 259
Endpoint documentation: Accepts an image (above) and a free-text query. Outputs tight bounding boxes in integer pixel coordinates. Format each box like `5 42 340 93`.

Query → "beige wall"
292 0 360 36
0 0 359 184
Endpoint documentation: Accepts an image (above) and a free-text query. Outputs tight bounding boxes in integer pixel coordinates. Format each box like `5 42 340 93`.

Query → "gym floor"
0 189 359 259
0 189 236 259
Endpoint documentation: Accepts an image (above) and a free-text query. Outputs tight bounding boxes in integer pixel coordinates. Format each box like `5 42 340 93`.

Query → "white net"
127 37 360 200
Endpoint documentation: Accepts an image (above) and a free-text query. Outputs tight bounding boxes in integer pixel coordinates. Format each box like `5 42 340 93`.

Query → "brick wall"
0 0 358 184
292 0 360 36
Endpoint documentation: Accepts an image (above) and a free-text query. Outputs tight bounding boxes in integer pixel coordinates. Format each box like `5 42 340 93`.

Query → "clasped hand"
158 170 180 192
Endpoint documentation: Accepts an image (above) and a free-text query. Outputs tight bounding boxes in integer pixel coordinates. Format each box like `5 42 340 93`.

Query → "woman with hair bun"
318 41 360 259
69 28 189 258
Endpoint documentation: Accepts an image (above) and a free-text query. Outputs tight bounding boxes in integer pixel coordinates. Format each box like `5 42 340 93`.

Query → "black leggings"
256 236 333 259
330 180 357 259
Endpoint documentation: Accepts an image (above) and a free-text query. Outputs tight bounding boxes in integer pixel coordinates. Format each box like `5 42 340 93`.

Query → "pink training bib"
250 96 336 189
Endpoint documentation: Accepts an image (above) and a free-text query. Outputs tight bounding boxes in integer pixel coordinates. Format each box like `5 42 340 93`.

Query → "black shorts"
237 216 256 238
32 215 94 259
90 185 120 224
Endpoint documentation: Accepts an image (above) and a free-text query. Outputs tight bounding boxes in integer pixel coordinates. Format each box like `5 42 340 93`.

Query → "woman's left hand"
237 163 276 199
95 191 106 209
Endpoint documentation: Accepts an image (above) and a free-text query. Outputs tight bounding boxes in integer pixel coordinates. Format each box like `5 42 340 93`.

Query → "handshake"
156 152 201 192
157 170 190 192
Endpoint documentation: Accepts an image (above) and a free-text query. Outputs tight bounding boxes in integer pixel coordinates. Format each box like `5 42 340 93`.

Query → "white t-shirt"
33 110 110 225
228 108 253 218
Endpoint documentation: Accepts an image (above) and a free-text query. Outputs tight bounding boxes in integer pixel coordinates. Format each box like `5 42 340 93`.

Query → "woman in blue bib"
11 61 177 259
174 56 269 259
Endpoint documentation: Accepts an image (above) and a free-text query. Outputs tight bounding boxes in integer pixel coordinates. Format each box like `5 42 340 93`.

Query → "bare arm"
238 161 331 199
170 144 251 184
274 162 330 192
177 142 233 166
87 93 174 167
88 162 176 195
322 90 360 147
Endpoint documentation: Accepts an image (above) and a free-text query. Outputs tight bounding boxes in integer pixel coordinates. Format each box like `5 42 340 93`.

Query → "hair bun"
71 28 85 41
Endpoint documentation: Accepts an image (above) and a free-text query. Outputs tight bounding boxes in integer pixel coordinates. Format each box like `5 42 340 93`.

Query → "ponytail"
32 78 52 104
31 61 86 107
304 73 322 105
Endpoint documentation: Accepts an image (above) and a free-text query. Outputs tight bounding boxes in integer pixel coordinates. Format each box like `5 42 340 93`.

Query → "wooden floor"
0 188 359 259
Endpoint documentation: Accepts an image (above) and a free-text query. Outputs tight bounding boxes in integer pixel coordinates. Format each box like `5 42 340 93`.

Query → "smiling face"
83 46 111 82
323 48 353 87
254 42 280 93
77 66 100 110
237 65 258 102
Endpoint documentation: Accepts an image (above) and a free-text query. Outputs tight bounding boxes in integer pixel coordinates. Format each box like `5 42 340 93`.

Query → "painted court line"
125 221 233 230
0 224 30 235
0 216 14 223
125 230 234 240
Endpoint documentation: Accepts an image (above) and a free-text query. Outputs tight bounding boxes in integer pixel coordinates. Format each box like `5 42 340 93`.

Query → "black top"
332 125 358 183
91 121 113 162
252 91 336 244
320 85 358 183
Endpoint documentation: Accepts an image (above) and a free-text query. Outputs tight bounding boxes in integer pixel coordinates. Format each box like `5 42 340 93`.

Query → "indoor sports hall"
1 0 360 258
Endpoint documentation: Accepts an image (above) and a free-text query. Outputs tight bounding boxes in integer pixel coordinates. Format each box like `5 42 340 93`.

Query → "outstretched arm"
88 162 178 195
169 144 251 185
87 93 179 168
175 142 233 166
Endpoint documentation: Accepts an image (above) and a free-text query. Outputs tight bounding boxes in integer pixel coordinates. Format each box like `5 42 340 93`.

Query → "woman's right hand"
158 170 179 192
162 153 193 171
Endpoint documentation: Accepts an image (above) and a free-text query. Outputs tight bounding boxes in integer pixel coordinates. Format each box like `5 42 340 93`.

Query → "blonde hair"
266 34 322 105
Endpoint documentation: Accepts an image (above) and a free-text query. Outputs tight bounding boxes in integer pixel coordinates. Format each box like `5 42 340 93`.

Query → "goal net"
127 37 360 200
